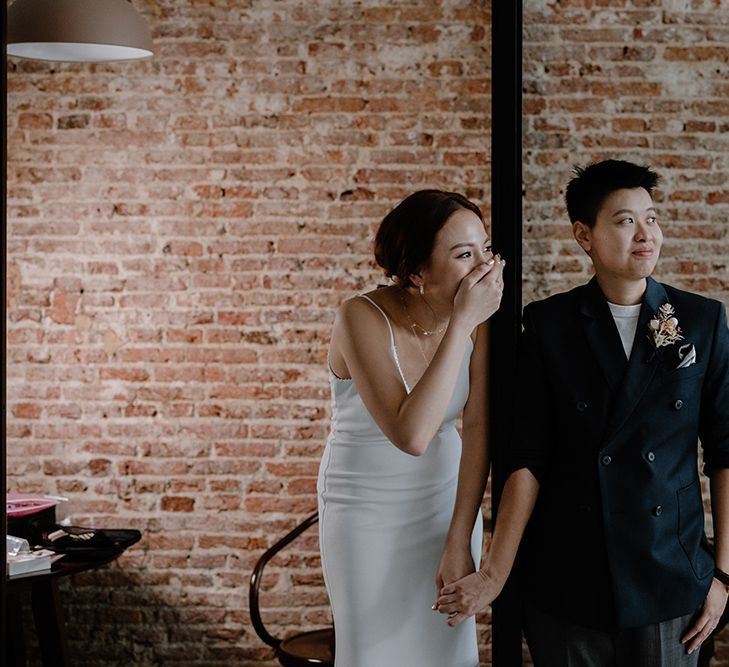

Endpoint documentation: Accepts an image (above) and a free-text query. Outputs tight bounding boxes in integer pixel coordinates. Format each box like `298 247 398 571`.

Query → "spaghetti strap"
356 294 411 394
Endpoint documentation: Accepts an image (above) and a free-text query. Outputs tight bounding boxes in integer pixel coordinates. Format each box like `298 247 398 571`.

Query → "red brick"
99 368 150 382
165 328 203 344
162 241 204 256
18 112 54 129
244 496 319 514
707 191 729 205
57 113 90 129
287 478 318 495
12 402 42 419
161 496 195 512
201 494 242 511
665 46 729 62
292 97 367 113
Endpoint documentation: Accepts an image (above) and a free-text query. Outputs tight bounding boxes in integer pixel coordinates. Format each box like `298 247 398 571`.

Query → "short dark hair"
374 190 484 286
565 159 659 227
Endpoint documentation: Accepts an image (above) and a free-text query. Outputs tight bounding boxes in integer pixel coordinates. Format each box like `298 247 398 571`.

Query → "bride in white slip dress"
317 190 505 667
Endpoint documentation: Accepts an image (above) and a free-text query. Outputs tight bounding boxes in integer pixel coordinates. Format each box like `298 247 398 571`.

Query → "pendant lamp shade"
7 0 153 62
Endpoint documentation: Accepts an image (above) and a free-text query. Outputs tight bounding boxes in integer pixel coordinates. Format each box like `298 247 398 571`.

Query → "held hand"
452 257 505 332
434 544 475 607
681 578 729 654
435 567 505 627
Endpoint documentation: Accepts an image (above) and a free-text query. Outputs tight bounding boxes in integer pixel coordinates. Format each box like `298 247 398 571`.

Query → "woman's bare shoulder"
330 287 400 370
337 286 399 320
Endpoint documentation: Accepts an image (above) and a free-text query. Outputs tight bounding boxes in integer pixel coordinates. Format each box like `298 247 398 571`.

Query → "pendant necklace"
399 289 447 366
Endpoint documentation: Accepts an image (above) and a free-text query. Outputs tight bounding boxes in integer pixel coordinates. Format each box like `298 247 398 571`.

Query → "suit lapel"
579 277 628 396
603 277 667 443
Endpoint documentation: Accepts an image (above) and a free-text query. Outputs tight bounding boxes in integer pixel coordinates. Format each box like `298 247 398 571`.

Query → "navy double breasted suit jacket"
512 276 729 629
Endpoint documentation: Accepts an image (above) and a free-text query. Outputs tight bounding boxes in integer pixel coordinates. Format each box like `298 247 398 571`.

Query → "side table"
6 553 128 667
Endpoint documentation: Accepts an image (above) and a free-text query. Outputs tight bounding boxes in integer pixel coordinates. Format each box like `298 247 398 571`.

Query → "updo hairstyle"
374 189 484 287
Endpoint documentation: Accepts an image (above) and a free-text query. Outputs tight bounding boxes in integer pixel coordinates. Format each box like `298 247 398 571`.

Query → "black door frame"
490 1 523 665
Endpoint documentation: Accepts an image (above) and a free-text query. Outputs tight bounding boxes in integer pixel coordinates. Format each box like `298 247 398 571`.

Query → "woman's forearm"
444 321 491 545
446 425 490 548
482 468 539 583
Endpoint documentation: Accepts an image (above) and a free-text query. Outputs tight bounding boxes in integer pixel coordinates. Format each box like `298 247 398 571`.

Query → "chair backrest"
249 511 320 649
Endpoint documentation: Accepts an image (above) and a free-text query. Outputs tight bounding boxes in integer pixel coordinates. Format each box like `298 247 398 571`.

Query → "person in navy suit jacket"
435 160 729 665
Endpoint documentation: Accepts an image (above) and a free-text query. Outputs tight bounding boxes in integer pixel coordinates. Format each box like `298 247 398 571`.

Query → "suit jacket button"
576 401 587 412
653 505 663 516
601 455 612 466
647 451 656 462
674 399 683 410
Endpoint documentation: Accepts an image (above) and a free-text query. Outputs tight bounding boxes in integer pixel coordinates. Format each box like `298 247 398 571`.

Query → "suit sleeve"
700 301 729 476
508 303 555 485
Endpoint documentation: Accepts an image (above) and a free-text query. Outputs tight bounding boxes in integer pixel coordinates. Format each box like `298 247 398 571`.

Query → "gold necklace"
399 289 446 337
411 329 430 367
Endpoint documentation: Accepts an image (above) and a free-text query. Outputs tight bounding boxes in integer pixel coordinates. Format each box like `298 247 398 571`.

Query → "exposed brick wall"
6 1 490 665
6 0 729 665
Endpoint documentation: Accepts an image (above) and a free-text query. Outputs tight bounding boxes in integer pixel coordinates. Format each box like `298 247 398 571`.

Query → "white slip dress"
317 294 482 667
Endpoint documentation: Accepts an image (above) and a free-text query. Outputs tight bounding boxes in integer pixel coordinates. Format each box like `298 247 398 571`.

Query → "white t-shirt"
607 301 642 359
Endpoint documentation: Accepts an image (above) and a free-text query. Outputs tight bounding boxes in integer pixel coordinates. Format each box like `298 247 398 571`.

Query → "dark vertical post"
2 0 9 661
32 581 71 666
490 1 522 665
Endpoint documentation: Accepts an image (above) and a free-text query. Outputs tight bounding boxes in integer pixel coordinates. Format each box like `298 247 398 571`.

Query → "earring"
419 284 424 296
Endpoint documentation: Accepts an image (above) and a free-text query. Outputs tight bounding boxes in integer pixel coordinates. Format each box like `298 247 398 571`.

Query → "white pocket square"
676 343 697 369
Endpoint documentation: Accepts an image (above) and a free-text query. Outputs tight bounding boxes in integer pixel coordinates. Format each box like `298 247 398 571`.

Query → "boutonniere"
648 303 684 349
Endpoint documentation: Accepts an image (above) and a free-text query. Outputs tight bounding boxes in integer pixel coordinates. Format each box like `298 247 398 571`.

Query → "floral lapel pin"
648 303 684 349
647 304 696 368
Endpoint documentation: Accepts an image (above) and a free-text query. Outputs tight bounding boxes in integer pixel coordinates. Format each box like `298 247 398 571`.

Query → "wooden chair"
249 511 334 667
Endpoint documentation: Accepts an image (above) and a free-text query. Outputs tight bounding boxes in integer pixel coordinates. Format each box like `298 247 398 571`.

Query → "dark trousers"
524 603 699 667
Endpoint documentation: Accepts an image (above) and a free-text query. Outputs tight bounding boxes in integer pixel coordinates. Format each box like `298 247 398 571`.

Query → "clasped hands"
433 564 505 628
